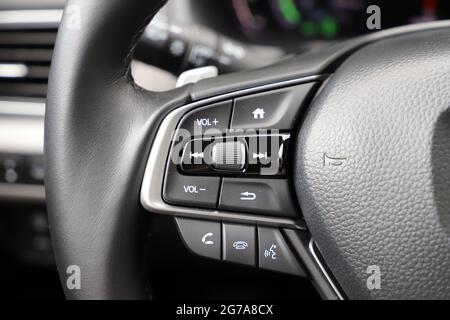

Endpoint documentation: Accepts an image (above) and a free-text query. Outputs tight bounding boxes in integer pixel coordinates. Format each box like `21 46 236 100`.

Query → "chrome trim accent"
176 66 218 87
140 75 321 228
0 183 45 202
308 239 344 300
0 9 62 29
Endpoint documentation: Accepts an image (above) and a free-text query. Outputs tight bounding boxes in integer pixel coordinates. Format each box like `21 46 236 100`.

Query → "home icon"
252 107 265 119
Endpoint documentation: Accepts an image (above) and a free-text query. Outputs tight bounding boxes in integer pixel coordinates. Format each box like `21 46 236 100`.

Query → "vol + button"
179 100 232 136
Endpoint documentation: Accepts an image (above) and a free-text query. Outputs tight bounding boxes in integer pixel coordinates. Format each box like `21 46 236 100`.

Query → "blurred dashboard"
192 0 450 50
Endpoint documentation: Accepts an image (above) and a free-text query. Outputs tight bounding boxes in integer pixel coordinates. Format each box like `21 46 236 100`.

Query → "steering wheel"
45 0 450 299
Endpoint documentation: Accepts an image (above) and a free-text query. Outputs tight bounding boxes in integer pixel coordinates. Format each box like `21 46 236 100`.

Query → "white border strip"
140 75 321 227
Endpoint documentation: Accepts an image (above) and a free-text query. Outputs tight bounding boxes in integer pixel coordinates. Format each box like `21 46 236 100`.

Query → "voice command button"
258 227 305 276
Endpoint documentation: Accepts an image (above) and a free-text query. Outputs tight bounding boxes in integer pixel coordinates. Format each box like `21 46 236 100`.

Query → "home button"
230 82 316 130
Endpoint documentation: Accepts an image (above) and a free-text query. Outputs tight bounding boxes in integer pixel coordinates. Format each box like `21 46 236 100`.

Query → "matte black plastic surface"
231 83 316 130
179 100 232 136
258 227 305 276
223 223 256 267
219 178 298 218
163 165 220 209
176 218 221 260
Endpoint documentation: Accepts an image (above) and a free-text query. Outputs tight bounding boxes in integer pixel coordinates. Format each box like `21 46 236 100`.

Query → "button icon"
201 232 214 245
189 152 204 159
264 244 277 260
252 152 267 159
233 241 248 250
323 153 347 167
195 118 219 127
252 107 265 119
183 185 207 193
223 223 256 266
240 191 256 201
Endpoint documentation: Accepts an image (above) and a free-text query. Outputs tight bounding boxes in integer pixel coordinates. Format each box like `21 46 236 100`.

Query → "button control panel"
145 81 319 279
176 217 306 276
179 134 289 176
163 83 315 217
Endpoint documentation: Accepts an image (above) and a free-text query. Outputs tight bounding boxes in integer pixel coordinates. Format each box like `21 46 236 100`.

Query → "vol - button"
163 165 221 209
183 185 207 194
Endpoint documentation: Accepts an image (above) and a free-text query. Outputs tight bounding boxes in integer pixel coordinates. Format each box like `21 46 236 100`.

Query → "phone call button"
223 223 256 267
176 218 221 260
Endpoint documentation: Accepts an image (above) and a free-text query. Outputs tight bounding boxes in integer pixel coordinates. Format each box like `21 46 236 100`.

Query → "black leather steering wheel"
45 0 450 299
